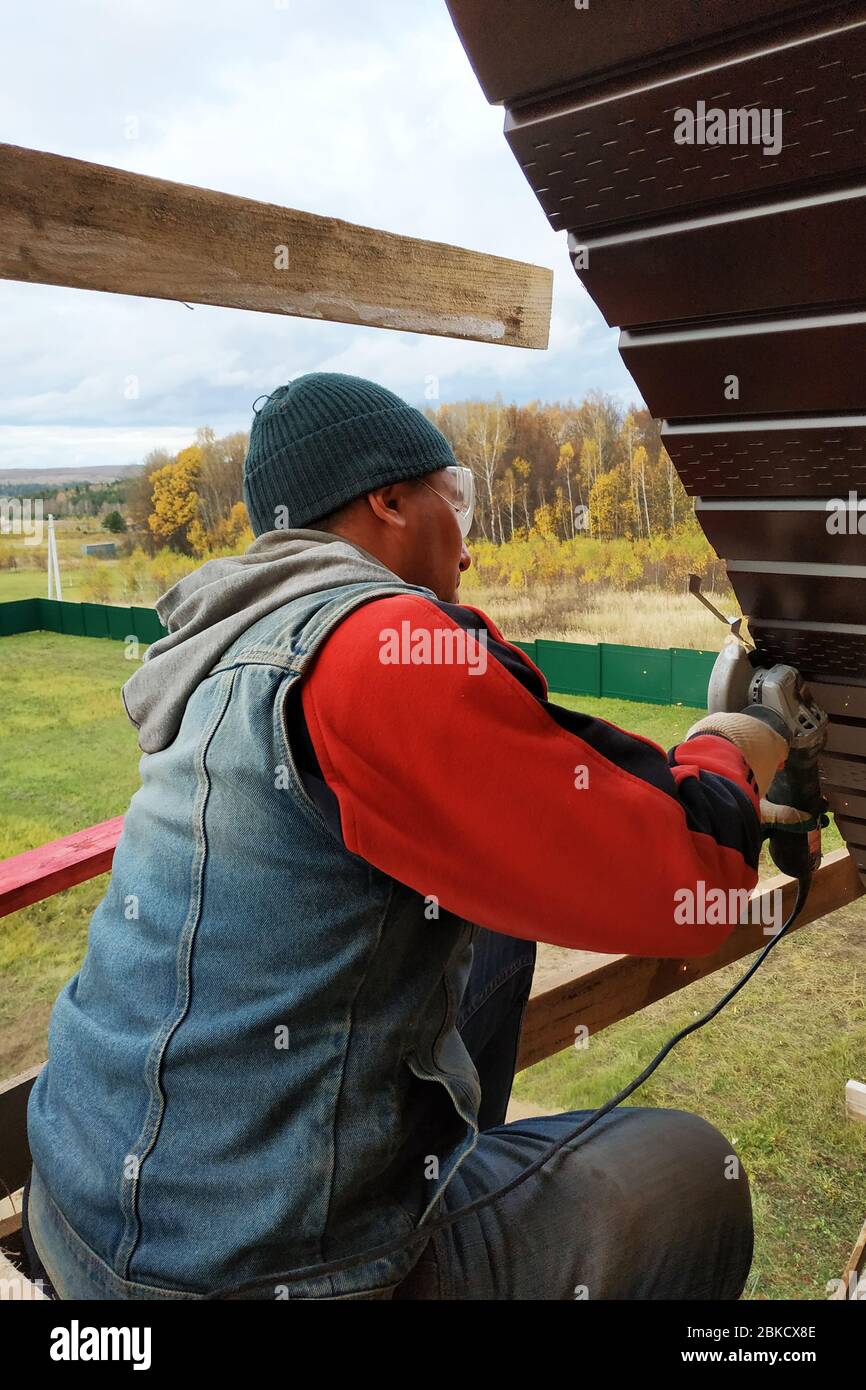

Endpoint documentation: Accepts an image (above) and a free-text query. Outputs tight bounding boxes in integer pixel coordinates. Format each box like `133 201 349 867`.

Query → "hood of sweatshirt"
121 528 413 754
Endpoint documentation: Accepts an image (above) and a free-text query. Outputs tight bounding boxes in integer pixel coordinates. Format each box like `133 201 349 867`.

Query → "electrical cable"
210 869 812 1299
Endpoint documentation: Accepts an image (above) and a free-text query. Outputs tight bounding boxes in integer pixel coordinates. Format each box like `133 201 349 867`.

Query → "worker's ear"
364 482 414 530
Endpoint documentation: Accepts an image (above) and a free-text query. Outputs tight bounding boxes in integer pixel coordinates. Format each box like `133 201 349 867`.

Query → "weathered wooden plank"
0 143 552 349
517 849 864 1070
0 1210 24 1242
831 1215 866 1298
0 816 123 919
847 1079 866 1122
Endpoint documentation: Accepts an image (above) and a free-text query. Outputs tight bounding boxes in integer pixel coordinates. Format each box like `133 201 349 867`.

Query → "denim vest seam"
320 875 397 1284
408 923 482 1225
435 933 471 1064
275 675 337 841
264 585 433 841
183 662 318 839
210 581 433 677
115 666 238 1278
210 647 297 673
409 1051 480 1226
411 922 481 1120
289 583 433 677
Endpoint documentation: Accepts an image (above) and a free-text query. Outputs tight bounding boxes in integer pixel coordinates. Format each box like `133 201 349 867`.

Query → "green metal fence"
0 597 166 644
0 599 715 707
512 639 716 707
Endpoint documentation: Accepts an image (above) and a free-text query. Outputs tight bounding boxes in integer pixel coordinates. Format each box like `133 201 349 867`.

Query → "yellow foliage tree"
589 465 639 540
188 500 253 557
531 502 558 541
147 446 202 552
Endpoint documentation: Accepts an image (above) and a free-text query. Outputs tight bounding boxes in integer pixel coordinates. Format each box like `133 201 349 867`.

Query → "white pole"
47 514 63 601
53 520 63 601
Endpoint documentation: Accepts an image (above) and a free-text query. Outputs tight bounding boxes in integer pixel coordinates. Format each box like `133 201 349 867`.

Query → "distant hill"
0 465 143 487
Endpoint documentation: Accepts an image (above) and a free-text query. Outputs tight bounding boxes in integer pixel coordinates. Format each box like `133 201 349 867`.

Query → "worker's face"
401 469 472 603
357 468 472 603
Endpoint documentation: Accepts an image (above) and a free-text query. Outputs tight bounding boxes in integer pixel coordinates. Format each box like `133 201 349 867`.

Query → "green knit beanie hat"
242 372 458 535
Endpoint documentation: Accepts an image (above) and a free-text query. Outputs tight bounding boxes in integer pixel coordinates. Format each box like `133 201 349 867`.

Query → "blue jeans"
393 929 754 1299
23 927 752 1299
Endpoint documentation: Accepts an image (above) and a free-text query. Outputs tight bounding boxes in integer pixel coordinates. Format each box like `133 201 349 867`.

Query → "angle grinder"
689 576 830 883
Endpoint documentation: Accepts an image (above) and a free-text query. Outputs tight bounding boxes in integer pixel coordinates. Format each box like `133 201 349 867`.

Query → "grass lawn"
0 522 127 605
0 568 94 604
1 632 863 1299
0 633 144 1079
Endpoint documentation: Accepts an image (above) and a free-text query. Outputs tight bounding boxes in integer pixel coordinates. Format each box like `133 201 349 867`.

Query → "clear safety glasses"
420 464 476 538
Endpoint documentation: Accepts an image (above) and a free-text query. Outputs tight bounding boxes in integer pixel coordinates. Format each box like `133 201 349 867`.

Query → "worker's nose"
458 543 472 572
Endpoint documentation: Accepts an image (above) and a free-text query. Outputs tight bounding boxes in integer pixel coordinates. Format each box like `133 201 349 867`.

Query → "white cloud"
0 0 642 473
0 426 199 472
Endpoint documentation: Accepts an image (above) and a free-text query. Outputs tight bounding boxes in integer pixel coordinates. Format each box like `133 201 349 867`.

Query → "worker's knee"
633 1107 754 1298
683 1109 751 1214
573 1106 753 1299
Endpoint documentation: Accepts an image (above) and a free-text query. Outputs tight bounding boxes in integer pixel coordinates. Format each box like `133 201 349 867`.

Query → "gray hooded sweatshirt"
121 528 410 754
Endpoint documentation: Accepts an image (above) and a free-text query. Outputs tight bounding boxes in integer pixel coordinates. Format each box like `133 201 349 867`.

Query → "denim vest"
26 578 483 1299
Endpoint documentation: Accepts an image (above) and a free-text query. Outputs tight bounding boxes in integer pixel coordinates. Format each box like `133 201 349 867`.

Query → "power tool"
689 575 830 885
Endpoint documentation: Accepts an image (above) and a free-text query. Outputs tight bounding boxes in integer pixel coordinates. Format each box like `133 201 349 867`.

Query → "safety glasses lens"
447 466 475 537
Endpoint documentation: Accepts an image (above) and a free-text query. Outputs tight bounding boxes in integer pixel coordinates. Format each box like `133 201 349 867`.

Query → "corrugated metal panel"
619 313 866 418
504 15 866 234
662 419 866 497
571 184 866 327
445 0 831 104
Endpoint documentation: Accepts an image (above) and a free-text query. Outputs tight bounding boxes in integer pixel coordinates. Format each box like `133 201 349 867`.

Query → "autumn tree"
461 399 508 542
128 448 173 551
556 442 577 538
148 446 202 553
194 428 247 539
589 464 639 540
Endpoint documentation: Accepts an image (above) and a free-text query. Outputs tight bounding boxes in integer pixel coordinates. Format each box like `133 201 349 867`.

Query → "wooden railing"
0 817 124 918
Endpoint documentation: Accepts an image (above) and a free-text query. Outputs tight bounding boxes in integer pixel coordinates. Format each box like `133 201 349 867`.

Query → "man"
24 372 788 1300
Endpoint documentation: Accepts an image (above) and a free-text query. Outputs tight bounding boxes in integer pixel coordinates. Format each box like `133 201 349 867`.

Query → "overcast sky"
0 0 638 473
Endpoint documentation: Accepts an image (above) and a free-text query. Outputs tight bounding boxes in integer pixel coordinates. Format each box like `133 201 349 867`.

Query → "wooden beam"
831 1216 866 1299
847 1079 866 1123
516 849 864 1071
0 1210 23 1242
0 143 552 349
0 816 123 919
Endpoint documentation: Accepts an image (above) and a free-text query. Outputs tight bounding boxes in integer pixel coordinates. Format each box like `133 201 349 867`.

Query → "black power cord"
209 870 812 1299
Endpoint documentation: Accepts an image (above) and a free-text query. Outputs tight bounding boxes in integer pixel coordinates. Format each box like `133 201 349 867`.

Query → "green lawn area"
0 567 93 604
0 633 144 1080
0 521 127 604
0 632 863 1299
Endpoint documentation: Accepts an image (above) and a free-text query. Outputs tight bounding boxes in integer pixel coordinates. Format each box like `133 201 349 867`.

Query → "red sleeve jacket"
292 594 763 959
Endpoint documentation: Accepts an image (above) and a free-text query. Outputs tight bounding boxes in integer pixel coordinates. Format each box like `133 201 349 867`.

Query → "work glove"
684 710 789 800
686 713 827 875
758 799 816 834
